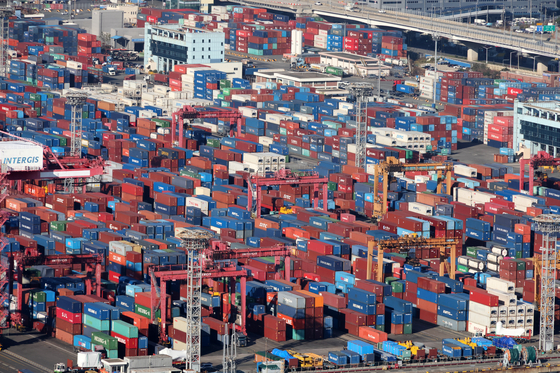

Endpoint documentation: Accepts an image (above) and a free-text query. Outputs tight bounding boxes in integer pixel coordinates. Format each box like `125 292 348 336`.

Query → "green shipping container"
403 323 412 334
134 303 160 319
107 349 118 359
513 259 525 270
391 281 404 293
111 320 138 339
327 181 337 191
91 332 118 350
50 221 66 231
375 324 385 332
457 264 469 273
292 329 305 340
384 277 398 285
325 66 343 77
32 291 46 303
466 247 478 258
83 314 110 331
207 138 220 148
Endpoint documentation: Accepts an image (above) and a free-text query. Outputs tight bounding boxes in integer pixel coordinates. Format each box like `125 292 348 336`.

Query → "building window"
208 55 210 59
202 47 205 51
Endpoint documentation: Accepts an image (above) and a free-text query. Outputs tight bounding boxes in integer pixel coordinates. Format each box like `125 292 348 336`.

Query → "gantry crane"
247 168 329 218
372 157 453 218
150 240 294 345
367 236 459 282
150 262 249 343
171 105 243 148
0 131 105 192
0 133 105 332
519 151 560 196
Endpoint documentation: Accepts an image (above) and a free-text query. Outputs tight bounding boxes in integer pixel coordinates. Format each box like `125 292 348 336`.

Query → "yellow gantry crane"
367 236 459 282
372 157 454 218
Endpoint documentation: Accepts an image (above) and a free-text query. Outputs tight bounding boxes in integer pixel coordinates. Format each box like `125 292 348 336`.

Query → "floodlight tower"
348 84 375 169
0 8 13 77
63 93 88 193
534 214 560 352
176 228 215 373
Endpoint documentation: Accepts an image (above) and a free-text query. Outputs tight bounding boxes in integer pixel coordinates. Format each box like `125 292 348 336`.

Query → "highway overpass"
229 0 560 72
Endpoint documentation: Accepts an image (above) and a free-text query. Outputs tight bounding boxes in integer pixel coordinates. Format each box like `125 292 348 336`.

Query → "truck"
325 66 343 77
474 19 486 26
395 84 418 95
344 2 358 11
102 65 117 76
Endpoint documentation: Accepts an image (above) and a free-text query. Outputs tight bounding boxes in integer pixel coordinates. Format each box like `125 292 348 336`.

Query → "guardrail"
229 0 560 58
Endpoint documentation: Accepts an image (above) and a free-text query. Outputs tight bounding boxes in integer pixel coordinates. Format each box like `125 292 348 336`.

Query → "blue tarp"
271 349 294 362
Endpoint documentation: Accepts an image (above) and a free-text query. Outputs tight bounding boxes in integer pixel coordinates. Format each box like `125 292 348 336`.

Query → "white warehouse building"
144 23 225 73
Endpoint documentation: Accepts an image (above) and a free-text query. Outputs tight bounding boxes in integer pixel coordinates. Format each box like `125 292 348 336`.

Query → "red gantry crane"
149 240 295 344
247 168 330 218
0 132 105 331
519 150 560 196
171 106 244 147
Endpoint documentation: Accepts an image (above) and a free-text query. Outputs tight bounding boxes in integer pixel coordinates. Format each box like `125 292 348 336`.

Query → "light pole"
433 32 439 107
483 46 491 64
528 55 536 71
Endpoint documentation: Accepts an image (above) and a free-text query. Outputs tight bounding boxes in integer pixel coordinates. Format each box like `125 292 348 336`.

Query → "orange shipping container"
358 326 388 343
254 218 279 230
109 252 126 266
5 198 28 212
121 311 150 330
284 227 311 240
55 328 74 345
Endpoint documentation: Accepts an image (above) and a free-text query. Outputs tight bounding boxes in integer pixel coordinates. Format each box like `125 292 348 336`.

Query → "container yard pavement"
200 322 476 372
0 330 76 372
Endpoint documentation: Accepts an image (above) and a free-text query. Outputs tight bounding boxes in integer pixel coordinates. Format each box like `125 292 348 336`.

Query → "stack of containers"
383 296 413 335
108 241 134 283
380 36 406 60
487 116 514 149
276 291 306 340
263 315 287 342
55 296 82 345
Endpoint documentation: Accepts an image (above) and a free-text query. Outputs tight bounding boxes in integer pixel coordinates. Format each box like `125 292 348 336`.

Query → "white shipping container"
472 191 496 204
487 262 499 272
408 202 433 216
468 311 498 327
185 197 209 215
173 317 188 330
486 277 515 293
375 136 397 147
454 164 477 178
0 141 43 171
109 241 133 257
67 61 83 70
467 321 493 335
486 289 517 305
469 301 498 317
194 187 211 197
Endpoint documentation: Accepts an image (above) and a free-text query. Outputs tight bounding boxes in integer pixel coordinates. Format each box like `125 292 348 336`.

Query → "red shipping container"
417 277 446 294
111 331 139 349
263 315 286 330
56 308 81 324
340 309 367 326
468 287 500 307
264 327 286 341
358 326 388 343
321 291 346 309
